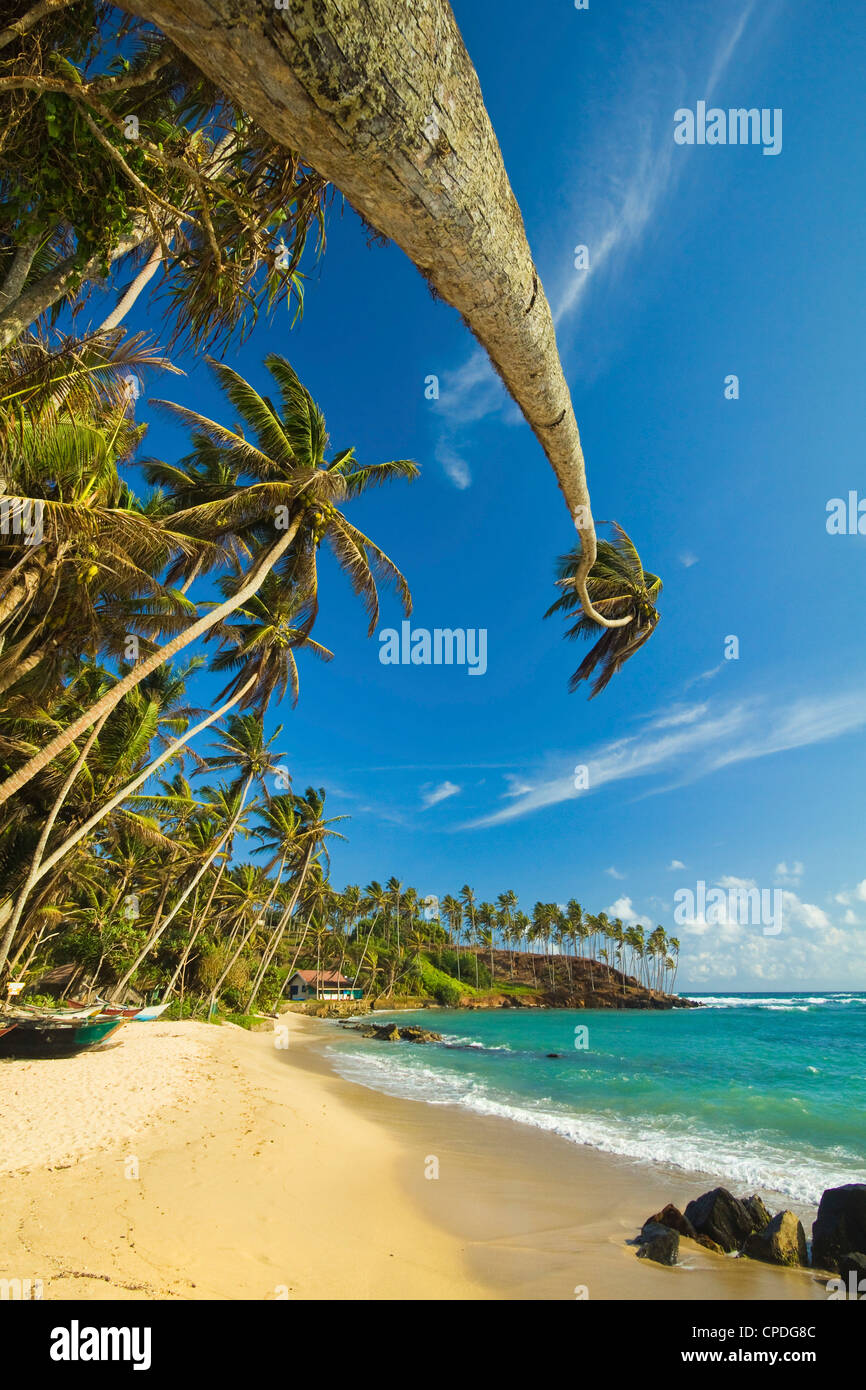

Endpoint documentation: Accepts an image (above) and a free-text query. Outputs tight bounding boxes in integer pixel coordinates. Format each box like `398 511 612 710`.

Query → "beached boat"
68 998 170 1021
131 1003 170 1022
9 1003 103 1021
0 1015 124 1056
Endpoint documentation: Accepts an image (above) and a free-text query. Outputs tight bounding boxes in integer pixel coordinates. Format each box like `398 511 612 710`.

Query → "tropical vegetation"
0 0 669 1020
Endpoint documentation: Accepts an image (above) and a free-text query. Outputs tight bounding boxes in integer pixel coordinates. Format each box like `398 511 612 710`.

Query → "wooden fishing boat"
0 1015 124 1056
68 997 169 1020
130 1002 170 1022
10 1003 102 1021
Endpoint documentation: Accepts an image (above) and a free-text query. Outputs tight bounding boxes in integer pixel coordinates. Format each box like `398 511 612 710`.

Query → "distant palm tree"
110 713 280 998
459 885 479 988
546 523 662 698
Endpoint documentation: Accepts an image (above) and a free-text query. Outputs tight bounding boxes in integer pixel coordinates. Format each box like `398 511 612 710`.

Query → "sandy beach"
0 1014 830 1300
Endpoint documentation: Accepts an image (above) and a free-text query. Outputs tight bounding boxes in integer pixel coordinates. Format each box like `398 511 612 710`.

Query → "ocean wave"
328 1045 866 1207
685 994 865 1009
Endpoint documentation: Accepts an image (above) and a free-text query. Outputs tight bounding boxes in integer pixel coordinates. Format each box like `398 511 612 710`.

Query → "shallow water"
325 993 866 1206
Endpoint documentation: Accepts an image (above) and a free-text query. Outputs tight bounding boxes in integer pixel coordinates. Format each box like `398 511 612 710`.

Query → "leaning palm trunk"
0 673 258 977
160 858 228 1002
123 0 628 632
208 847 312 1013
110 773 254 1000
0 709 110 972
0 519 301 811
245 846 313 1013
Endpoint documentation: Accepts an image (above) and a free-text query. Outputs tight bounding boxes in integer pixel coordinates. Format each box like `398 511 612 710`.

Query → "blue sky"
95 0 866 989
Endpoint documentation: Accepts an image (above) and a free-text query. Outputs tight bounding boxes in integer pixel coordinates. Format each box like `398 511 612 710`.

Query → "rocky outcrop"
744 1211 808 1267
636 1222 679 1266
643 1203 723 1254
684 1188 757 1253
399 1026 442 1044
812 1184 866 1272
742 1195 772 1232
344 1021 442 1044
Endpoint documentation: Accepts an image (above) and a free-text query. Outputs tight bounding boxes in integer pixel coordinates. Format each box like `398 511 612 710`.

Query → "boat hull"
0 1017 124 1056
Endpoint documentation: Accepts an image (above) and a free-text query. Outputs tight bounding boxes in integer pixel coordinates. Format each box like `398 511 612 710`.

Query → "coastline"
0 1015 829 1300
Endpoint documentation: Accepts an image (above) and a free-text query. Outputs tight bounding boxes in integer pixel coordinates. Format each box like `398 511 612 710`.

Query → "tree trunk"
0 671 256 976
121 0 628 631
110 772 254 999
97 242 164 333
0 710 110 972
0 519 300 810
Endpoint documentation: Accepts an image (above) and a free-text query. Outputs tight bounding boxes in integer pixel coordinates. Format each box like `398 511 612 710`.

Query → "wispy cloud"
428 4 760 484
605 866 626 880
434 441 471 490
420 780 461 809
461 687 866 829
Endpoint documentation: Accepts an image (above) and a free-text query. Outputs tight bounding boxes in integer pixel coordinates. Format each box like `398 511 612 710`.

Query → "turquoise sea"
325 994 866 1206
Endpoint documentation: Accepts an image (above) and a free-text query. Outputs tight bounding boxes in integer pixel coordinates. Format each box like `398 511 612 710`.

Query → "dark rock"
636 1222 679 1266
741 1195 772 1232
684 1187 756 1253
545 1052 561 1059
693 1233 726 1255
398 1026 441 1043
744 1211 808 1267
370 1023 400 1041
643 1203 724 1255
812 1184 866 1272
644 1204 698 1239
838 1251 866 1283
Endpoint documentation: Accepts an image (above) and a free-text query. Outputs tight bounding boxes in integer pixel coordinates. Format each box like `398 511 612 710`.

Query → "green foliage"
418 957 468 1006
433 948 490 989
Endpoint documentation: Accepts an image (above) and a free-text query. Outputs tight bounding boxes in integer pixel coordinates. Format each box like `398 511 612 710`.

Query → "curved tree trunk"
0 518 300 811
121 0 626 629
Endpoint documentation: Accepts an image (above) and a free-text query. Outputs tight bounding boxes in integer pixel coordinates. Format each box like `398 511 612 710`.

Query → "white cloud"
779 892 830 931
605 866 626 880
679 552 699 568
774 860 804 885
420 780 461 809
502 774 534 799
606 896 650 928
462 687 866 830
856 880 866 902
648 703 708 730
668 859 686 871
685 665 723 688
434 442 471 490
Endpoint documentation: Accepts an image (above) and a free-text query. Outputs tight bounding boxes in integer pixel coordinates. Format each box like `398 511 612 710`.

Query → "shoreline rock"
812 1184 866 1273
744 1211 808 1267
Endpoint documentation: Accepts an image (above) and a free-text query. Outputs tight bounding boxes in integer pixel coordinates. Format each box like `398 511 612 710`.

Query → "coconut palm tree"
247 785 346 1011
459 884 479 988
123 0 646 637
546 524 662 698
0 355 417 813
108 713 281 997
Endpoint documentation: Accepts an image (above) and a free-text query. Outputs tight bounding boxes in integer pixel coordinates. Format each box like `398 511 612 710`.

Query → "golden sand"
0 1013 829 1300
